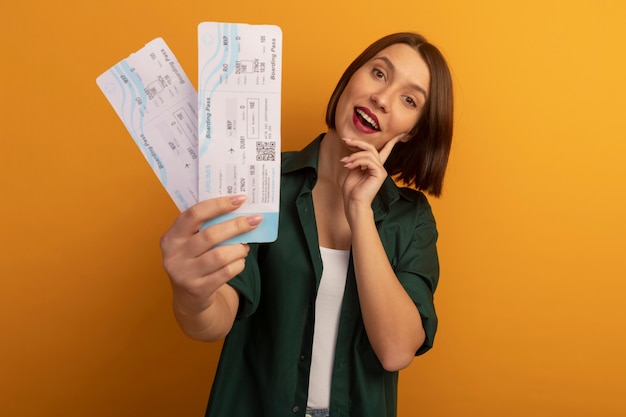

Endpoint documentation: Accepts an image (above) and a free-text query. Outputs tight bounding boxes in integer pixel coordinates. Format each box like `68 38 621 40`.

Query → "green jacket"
206 134 440 417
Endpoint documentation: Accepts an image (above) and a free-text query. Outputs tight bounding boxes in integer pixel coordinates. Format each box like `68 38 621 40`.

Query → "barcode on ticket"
256 141 276 161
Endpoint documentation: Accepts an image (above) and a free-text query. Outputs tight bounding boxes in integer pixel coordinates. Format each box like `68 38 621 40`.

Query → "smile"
355 108 380 131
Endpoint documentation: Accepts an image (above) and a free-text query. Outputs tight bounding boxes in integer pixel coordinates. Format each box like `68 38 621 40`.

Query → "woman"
160 32 453 417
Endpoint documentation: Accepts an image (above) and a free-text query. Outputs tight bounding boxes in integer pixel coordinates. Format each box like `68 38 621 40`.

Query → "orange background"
2 0 625 416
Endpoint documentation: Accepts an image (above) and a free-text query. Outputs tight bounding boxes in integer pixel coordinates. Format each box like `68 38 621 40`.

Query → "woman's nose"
371 89 390 112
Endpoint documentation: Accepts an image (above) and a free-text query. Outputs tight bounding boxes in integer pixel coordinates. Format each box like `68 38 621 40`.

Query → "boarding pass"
96 38 199 212
97 23 282 243
198 22 282 243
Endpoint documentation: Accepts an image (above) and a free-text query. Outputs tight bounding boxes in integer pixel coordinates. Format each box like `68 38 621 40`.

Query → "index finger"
170 195 247 237
378 132 407 164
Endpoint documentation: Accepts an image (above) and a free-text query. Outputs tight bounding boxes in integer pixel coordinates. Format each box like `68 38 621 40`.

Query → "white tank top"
306 246 350 409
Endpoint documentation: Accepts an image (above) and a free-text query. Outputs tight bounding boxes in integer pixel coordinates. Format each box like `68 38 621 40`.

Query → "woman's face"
334 43 430 150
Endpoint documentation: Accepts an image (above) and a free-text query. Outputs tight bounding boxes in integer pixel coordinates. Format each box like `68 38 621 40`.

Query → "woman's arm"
160 195 263 341
341 136 425 371
349 207 425 371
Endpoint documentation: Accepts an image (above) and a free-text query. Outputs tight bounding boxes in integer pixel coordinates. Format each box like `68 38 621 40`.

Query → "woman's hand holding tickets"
160 195 262 341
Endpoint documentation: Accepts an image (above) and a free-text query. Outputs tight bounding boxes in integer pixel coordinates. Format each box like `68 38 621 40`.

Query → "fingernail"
230 195 247 205
247 215 263 226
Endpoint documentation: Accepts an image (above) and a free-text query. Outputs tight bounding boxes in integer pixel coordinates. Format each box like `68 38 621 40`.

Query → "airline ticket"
96 38 199 212
198 22 282 243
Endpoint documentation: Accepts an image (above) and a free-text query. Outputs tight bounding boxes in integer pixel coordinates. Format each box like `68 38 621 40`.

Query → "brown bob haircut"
325 32 454 197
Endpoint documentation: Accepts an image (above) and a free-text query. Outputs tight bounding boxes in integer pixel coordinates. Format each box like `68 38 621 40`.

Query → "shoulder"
397 186 430 206
380 176 427 203
280 150 299 168
385 181 436 221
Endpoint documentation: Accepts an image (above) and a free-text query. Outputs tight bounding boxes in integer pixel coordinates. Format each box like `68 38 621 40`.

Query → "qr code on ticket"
256 141 276 161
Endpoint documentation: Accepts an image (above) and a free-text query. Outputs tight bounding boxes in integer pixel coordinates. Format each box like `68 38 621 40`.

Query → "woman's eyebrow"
374 55 429 100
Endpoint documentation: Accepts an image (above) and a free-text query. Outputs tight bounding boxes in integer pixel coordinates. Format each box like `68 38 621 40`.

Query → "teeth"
356 108 379 130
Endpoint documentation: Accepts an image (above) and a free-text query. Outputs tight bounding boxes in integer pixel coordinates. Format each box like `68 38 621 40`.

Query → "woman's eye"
404 96 417 107
373 68 385 79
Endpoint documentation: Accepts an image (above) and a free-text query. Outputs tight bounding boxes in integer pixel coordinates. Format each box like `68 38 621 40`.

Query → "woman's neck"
317 129 350 188
313 130 352 250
